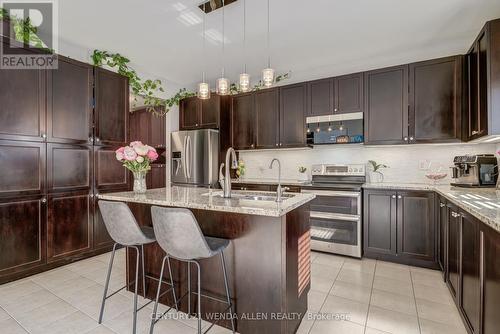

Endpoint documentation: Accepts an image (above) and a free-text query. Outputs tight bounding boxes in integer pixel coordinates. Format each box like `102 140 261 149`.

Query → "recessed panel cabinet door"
438 198 447 273
94 146 130 192
0 196 45 276
0 141 45 198
396 191 435 262
280 83 307 148
483 225 500 334
308 78 334 116
93 195 114 250
47 57 93 144
180 97 200 130
200 95 220 128
147 165 166 189
231 93 255 150
150 114 166 148
363 190 397 255
364 65 409 145
255 88 279 149
47 144 91 193
94 67 129 145
446 204 460 300
47 191 91 262
336 73 363 114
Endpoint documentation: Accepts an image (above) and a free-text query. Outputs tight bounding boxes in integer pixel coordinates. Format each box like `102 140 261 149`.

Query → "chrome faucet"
269 158 288 202
223 147 238 198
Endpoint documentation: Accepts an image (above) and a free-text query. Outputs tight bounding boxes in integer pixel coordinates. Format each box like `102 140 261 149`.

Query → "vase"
133 171 147 194
370 171 384 183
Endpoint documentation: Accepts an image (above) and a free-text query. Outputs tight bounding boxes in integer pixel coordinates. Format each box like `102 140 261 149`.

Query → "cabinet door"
447 204 460 300
47 191 91 262
129 109 150 145
335 73 363 114
93 194 114 250
397 191 435 263
0 141 45 198
94 67 129 146
364 65 409 145
460 211 481 334
147 165 166 189
280 83 307 148
308 78 334 116
0 196 46 276
94 146 130 192
409 56 462 143
231 93 255 150
0 45 46 142
47 144 91 193
47 56 93 144
200 95 220 128
180 97 200 130
363 190 397 256
150 114 166 148
438 198 447 274
255 88 279 149
483 225 500 334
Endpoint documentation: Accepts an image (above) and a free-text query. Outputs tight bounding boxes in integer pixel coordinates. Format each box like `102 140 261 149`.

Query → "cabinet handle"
195 124 199 126
471 130 479 135
95 137 100 142
89 194 94 198
404 137 408 141
88 137 94 143
275 143 279 147
397 195 402 199
41 198 47 204
251 144 254 148
280 143 283 146
409 136 414 141
334 108 338 112
41 133 47 140
440 203 445 208
391 195 396 199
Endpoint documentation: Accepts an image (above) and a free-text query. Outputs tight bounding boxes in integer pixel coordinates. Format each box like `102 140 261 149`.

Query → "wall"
238 143 498 184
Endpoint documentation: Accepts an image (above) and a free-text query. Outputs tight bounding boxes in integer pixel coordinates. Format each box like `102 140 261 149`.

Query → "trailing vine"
0 7 51 51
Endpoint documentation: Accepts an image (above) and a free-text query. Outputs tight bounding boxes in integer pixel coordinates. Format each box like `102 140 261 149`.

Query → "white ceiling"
56 0 500 94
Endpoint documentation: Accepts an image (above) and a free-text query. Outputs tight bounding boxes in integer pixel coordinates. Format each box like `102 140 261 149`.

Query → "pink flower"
123 146 137 161
147 149 159 161
115 147 126 161
136 156 145 163
129 141 143 147
134 144 149 156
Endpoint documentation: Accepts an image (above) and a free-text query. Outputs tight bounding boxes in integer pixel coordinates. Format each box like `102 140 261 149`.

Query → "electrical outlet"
419 160 431 171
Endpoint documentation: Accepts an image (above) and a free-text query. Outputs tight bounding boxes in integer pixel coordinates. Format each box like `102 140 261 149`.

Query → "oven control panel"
311 164 365 176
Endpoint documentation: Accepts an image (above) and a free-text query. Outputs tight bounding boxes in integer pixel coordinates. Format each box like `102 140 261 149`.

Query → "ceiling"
55 0 500 94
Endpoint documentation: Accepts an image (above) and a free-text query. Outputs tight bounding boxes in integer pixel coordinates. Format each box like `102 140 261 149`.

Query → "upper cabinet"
255 88 279 149
308 78 334 116
364 65 409 145
231 92 255 150
409 56 462 143
179 95 225 130
280 83 307 147
130 108 166 149
94 67 129 146
464 19 500 141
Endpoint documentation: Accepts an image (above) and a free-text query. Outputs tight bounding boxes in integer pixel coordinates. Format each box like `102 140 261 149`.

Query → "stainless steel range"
302 164 366 258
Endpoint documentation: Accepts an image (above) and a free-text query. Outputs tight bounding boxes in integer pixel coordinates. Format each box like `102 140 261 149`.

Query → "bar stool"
149 206 236 334
97 200 177 334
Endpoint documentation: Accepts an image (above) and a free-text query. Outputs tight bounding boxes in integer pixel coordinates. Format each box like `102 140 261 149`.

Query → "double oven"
302 164 365 258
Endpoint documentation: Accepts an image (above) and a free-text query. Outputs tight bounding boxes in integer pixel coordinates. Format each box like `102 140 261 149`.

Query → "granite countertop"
98 186 315 218
232 178 311 186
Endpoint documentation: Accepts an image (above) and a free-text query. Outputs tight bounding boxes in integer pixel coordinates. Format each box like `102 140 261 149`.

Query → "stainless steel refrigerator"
171 129 219 187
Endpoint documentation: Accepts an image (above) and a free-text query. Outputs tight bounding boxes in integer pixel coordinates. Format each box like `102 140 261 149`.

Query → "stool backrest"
151 206 212 260
98 200 151 246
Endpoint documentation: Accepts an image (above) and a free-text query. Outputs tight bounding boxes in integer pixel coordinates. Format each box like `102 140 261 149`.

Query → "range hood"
306 112 363 124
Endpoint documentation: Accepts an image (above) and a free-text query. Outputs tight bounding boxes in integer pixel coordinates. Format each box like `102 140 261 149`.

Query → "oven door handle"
310 211 360 221
302 189 360 198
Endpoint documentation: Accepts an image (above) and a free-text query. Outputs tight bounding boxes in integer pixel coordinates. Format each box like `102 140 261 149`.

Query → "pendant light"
198 3 210 99
239 0 250 92
262 0 274 87
216 0 230 95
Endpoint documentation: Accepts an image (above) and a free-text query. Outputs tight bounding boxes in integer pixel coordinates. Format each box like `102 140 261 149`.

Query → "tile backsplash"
238 143 499 184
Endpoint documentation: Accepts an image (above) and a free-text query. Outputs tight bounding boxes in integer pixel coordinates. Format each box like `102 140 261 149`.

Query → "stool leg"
141 244 146 297
99 243 118 324
221 253 235 333
187 261 191 317
166 256 178 311
149 255 167 334
132 246 140 334
194 261 202 334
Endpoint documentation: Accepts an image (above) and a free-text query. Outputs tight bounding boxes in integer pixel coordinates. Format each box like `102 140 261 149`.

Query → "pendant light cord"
243 0 246 73
267 0 270 68
202 3 206 82
222 0 225 77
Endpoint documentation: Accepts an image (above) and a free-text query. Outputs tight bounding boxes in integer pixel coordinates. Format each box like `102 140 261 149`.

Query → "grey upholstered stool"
97 200 177 334
149 206 236 334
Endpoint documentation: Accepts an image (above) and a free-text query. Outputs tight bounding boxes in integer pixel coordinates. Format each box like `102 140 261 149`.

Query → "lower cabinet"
483 224 500 334
437 196 447 275
363 189 436 267
446 203 460 300
93 191 115 250
147 165 166 189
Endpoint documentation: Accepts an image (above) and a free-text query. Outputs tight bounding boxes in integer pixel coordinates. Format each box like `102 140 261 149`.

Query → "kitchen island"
99 186 315 334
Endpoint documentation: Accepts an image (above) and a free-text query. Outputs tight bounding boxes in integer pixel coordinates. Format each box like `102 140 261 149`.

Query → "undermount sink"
203 191 294 202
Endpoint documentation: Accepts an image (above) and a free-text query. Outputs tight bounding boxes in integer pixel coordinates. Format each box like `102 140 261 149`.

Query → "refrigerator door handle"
182 135 188 179
208 132 212 184
186 135 192 179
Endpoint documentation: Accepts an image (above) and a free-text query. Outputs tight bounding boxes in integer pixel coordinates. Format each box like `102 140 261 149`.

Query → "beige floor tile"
31 268 81 290
411 271 447 289
309 317 365 334
313 253 345 268
320 295 369 325
77 289 134 322
162 309 211 331
372 276 414 297
15 298 78 332
419 318 468 334
342 258 376 274
296 311 316 334
416 298 463 325
370 289 416 315
307 290 328 312
310 251 320 262
0 306 11 321
376 261 409 271
365 327 391 334
330 280 372 304
310 275 335 293
336 268 374 288
62 283 105 307
103 308 153 334
2 288 59 318
413 283 454 305
83 325 118 334
66 259 108 275
0 318 28 334
34 311 99 334
152 318 197 333
0 280 44 306
49 276 99 298
375 264 412 282
311 263 340 280
366 306 420 334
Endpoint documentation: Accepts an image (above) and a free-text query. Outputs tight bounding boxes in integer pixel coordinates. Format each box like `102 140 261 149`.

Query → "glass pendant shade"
239 73 250 92
262 68 275 87
198 82 210 99
216 77 230 95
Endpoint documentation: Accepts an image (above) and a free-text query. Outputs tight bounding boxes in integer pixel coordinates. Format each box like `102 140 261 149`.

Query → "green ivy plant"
0 7 51 51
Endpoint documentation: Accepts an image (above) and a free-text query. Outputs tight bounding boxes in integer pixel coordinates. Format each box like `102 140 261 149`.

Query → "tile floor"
0 249 467 334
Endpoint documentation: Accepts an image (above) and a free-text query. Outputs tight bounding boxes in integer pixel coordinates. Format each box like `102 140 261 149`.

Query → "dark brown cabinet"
482 224 500 334
280 83 307 148
180 96 200 129
130 108 166 148
307 78 334 117
94 67 129 146
364 65 409 145
364 189 436 267
47 56 93 144
47 144 92 193
94 146 130 192
231 92 255 150
92 192 114 250
409 56 462 143
255 88 279 149
147 165 166 189
446 203 460 300
179 95 223 130
437 197 447 274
